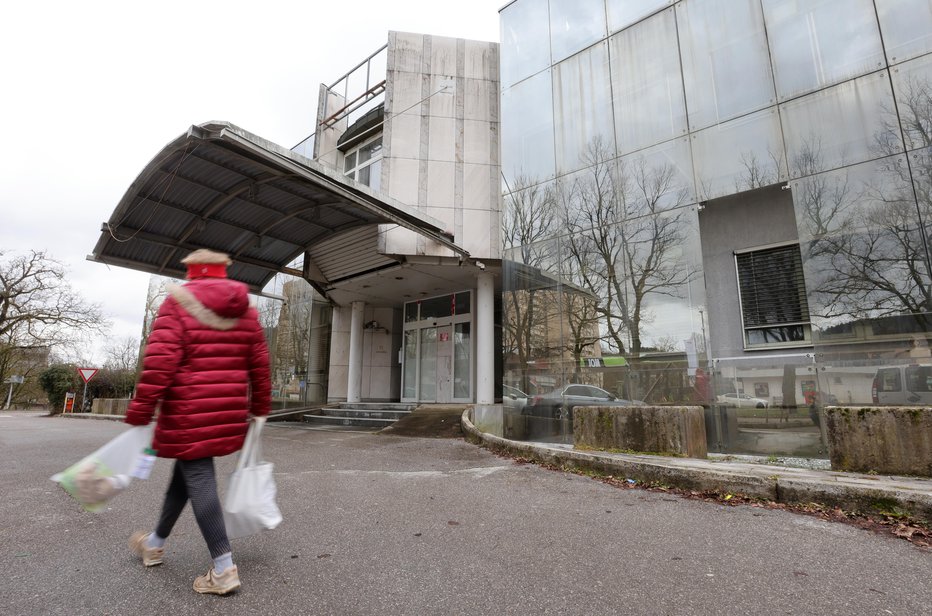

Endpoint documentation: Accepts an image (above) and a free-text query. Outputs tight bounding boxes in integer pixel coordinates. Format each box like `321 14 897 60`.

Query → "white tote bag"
223 418 283 539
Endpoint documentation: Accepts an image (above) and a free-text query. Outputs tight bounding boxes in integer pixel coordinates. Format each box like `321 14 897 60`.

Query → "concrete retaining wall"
91 398 130 416
462 410 932 524
825 407 932 477
574 406 707 459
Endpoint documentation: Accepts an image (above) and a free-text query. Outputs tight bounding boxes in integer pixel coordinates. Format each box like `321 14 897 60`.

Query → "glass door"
401 291 474 403
419 327 438 401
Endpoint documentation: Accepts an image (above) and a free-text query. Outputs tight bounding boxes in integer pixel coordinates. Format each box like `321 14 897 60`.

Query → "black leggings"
155 458 231 559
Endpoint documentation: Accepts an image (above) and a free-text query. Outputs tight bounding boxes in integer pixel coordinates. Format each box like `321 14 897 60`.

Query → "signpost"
77 367 99 413
4 375 24 410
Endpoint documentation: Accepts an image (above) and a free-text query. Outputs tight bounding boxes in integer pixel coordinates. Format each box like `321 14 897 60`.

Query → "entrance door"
418 325 452 402
402 291 473 404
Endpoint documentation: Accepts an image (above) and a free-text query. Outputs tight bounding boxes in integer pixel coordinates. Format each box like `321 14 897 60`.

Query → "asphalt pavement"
0 412 929 616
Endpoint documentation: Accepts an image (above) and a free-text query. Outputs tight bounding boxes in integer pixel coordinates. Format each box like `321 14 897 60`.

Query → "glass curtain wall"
500 0 932 457
258 274 331 410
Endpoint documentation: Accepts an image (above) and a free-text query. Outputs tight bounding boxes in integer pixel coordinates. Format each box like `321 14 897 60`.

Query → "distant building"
1 345 50 406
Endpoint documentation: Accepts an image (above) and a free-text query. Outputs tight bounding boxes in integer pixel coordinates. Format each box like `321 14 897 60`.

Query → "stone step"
324 408 411 420
337 402 417 412
303 413 396 428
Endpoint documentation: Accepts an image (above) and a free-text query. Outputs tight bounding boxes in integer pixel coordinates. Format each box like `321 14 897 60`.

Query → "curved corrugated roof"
89 121 467 296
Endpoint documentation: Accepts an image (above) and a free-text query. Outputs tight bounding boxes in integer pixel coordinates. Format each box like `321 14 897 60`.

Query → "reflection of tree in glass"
501 176 558 387
274 279 316 396
558 139 692 356
790 74 932 330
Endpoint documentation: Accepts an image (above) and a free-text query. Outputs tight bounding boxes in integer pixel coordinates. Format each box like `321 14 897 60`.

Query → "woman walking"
124 249 271 595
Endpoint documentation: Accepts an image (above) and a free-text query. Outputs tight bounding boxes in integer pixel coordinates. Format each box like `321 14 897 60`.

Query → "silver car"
503 385 528 412
527 384 637 420
716 392 769 408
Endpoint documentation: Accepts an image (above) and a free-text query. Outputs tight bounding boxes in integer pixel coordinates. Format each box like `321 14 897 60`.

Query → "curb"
461 411 932 524
54 413 125 421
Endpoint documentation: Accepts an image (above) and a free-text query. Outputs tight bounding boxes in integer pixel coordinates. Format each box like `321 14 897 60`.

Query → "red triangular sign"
78 368 99 383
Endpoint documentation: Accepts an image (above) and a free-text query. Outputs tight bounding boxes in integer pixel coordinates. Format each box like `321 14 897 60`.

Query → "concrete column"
347 301 365 403
476 271 494 405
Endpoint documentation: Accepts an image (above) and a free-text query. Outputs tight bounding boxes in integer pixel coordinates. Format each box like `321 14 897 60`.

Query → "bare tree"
277 279 315 386
103 335 140 372
501 175 559 389
0 250 107 393
558 140 693 356
791 77 932 329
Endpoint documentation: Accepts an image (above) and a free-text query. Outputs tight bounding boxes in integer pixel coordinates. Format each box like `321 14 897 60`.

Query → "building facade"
294 31 503 409
499 0 932 456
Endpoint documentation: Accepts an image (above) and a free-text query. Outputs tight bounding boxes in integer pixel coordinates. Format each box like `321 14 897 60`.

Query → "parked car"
525 384 638 420
715 392 769 408
503 385 528 413
872 365 932 405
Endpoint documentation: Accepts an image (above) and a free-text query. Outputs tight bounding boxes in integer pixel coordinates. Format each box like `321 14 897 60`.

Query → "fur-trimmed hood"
167 278 250 330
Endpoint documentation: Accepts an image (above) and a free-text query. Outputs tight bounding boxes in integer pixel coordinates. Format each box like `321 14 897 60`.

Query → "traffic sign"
77 368 99 383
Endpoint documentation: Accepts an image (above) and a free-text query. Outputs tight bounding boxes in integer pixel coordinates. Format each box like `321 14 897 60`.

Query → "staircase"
303 402 416 430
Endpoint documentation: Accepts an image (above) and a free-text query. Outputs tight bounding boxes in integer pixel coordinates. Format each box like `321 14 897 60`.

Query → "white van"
871 365 932 405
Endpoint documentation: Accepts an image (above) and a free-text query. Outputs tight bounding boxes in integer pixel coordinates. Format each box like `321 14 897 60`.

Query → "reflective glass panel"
419 294 453 320
454 291 471 315
403 330 417 398
419 328 437 400
708 355 827 457
367 159 382 192
890 53 932 152
627 208 707 358
500 0 551 89
876 0 932 65
553 42 615 175
606 0 670 34
501 69 556 189
502 181 560 256
791 155 930 346
762 0 885 102
781 71 901 178
609 8 688 155
911 149 932 279
404 301 418 323
502 238 562 400
676 0 775 131
549 0 607 63
691 107 786 201
618 137 696 209
454 322 471 398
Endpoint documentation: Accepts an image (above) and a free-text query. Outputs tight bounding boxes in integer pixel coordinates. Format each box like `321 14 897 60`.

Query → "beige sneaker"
193 565 240 595
128 531 164 567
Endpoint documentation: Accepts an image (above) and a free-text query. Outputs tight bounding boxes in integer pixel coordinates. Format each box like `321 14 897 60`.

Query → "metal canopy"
89 121 468 297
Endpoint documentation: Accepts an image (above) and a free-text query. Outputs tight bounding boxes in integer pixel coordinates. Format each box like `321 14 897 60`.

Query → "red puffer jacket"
125 278 271 460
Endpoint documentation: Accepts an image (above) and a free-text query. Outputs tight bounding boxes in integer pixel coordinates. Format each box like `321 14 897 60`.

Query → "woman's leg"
154 460 189 539
176 458 231 559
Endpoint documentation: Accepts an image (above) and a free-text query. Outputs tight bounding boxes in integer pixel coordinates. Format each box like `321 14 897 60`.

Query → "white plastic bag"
223 418 282 539
51 424 155 512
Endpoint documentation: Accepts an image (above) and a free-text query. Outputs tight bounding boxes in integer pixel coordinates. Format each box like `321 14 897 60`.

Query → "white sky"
0 0 503 364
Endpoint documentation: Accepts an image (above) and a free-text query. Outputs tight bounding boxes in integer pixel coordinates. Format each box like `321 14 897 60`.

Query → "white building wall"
381 31 501 260
328 304 402 403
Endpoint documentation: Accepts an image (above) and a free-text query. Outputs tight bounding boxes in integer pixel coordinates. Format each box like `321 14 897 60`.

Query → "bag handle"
235 418 265 471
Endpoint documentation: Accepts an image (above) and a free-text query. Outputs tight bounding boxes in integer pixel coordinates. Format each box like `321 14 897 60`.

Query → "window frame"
734 241 812 350
343 134 383 190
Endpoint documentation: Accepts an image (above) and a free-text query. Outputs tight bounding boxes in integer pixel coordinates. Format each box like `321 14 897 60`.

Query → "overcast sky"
0 0 503 364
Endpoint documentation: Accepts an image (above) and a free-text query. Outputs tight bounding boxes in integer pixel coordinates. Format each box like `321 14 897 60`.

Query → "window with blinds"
735 243 811 348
